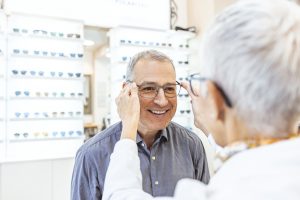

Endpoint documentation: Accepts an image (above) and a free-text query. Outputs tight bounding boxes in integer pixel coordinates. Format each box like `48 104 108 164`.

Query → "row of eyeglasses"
12 28 81 39
119 56 189 65
12 130 83 139
14 111 82 119
12 49 84 59
14 90 83 98
11 69 82 79
119 39 190 49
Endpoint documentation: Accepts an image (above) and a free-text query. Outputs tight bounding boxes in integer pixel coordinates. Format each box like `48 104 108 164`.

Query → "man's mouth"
149 110 168 115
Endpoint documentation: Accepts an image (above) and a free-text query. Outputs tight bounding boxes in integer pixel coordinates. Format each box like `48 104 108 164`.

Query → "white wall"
186 0 237 36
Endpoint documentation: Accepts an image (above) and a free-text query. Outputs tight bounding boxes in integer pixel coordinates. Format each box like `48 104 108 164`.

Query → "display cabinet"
108 27 195 130
0 10 6 161
0 13 85 162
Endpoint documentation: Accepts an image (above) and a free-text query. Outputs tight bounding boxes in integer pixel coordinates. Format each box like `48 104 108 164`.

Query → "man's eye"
141 86 156 92
164 86 176 93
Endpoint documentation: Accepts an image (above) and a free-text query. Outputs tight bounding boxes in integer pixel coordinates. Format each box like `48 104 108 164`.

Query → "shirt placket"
149 141 160 196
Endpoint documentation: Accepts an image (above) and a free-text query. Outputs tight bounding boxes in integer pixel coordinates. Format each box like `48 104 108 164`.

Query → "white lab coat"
103 138 300 200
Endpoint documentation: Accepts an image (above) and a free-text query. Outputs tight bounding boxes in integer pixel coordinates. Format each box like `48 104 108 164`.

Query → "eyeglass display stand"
1 13 85 162
107 27 195 130
0 10 6 162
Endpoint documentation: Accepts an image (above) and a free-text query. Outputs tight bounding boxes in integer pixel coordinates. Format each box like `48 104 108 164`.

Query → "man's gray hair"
125 50 175 81
201 0 300 137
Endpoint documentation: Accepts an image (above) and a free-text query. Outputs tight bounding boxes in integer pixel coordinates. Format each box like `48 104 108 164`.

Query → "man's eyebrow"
140 81 176 85
139 81 157 85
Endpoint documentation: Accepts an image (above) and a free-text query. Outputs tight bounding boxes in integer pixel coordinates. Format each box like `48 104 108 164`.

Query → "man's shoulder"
77 122 122 155
168 122 200 141
168 122 206 150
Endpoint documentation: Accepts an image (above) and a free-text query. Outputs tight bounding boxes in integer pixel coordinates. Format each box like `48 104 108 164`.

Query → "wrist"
121 124 138 140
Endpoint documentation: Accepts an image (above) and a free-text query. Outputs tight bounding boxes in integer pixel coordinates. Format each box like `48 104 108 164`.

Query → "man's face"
132 59 177 134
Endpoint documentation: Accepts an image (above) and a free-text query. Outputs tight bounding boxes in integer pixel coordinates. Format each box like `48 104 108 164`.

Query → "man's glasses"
128 81 181 99
188 73 232 107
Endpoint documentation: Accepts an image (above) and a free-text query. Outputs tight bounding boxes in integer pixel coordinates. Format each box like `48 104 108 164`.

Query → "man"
71 50 210 199
102 0 300 199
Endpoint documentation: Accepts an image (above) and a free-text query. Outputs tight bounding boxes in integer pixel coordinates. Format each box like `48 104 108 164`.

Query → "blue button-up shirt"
71 121 210 200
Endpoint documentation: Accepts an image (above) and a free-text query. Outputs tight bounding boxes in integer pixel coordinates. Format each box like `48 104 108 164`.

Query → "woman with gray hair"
103 0 300 199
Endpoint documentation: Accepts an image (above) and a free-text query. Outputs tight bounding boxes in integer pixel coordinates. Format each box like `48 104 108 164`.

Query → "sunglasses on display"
53 130 83 137
121 56 131 62
179 109 191 114
15 90 30 97
13 132 29 138
12 28 81 40
66 33 81 39
119 39 173 48
178 60 189 65
12 130 83 139
178 93 189 98
12 48 84 59
13 111 82 119
14 90 83 98
11 69 82 79
12 28 29 34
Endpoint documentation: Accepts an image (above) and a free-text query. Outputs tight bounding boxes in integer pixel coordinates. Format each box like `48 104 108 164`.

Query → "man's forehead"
133 59 175 74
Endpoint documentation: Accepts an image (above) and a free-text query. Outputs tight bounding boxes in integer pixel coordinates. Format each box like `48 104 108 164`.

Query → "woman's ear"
206 81 227 122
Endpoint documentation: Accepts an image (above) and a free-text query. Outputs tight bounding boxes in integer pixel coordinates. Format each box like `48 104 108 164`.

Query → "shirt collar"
135 127 169 144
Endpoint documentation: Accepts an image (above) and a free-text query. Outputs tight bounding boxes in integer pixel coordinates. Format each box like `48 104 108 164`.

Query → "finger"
121 84 132 97
181 81 196 98
129 82 139 97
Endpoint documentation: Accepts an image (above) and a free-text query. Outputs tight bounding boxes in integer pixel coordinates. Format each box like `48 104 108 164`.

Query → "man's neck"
138 130 160 150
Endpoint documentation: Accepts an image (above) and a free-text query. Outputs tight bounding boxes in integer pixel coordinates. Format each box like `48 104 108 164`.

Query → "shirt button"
151 156 156 160
155 181 159 185
141 143 145 147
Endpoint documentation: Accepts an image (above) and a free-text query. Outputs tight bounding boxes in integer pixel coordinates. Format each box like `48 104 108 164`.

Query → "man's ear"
206 81 227 122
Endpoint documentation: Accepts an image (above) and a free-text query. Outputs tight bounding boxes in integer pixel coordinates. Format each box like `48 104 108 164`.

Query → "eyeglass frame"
126 80 182 99
187 73 232 107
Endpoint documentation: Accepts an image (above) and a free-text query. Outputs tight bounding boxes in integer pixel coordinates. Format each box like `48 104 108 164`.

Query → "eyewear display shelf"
0 11 6 162
108 27 195 130
1 13 85 162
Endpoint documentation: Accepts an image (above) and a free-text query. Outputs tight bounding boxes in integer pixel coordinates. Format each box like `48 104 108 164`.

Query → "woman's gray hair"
201 0 300 137
125 50 175 81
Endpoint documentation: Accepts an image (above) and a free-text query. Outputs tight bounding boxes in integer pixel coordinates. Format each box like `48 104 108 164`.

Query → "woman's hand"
180 81 209 136
115 82 140 140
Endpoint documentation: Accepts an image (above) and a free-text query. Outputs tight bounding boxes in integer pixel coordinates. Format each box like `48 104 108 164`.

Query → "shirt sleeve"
71 149 102 200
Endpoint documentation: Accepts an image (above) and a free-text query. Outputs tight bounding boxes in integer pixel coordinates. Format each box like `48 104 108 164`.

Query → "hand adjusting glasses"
127 81 182 99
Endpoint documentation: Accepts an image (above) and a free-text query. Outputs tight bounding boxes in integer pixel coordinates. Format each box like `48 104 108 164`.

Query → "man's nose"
153 88 169 106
